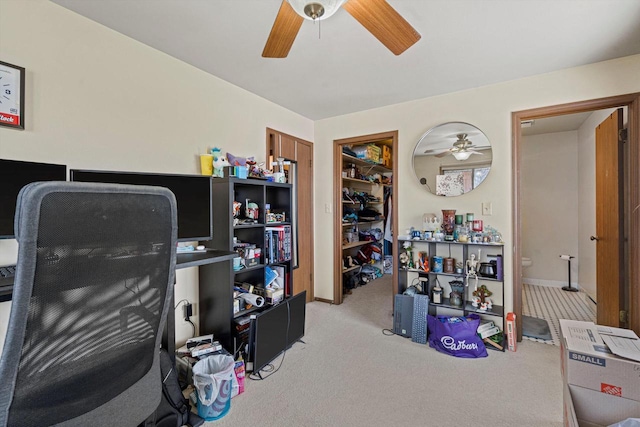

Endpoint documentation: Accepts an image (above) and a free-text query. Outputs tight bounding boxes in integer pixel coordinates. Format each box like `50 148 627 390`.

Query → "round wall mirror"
412 122 492 196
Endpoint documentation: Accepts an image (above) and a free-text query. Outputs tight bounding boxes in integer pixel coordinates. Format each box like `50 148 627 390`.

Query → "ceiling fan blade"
262 1 304 58
435 151 452 158
343 0 421 55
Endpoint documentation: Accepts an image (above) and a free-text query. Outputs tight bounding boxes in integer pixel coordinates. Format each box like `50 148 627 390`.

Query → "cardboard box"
571 384 640 426
564 381 640 426
353 144 381 163
560 319 640 426
477 321 496 333
265 287 284 305
506 312 517 352
563 381 579 427
560 320 640 401
478 326 500 339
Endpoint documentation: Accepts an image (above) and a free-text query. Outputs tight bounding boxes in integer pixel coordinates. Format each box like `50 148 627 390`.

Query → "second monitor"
70 169 212 242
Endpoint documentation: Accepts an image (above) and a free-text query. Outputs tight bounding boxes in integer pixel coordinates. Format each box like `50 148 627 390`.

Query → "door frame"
333 131 399 305
512 92 640 340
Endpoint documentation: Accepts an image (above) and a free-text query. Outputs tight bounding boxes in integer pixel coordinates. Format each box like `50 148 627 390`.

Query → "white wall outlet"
325 203 332 213
482 202 492 216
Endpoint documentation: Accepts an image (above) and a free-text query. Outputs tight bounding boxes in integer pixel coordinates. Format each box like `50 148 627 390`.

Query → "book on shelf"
264 225 292 264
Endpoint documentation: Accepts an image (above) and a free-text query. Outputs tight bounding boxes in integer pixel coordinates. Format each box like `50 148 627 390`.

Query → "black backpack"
142 349 204 427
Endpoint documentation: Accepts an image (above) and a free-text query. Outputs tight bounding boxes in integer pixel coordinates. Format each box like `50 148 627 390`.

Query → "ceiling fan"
262 0 421 58
430 134 485 161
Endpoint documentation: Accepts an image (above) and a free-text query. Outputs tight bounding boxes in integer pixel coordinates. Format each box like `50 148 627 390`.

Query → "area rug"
522 315 552 341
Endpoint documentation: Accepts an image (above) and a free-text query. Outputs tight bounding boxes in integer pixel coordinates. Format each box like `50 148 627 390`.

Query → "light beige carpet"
205 276 563 427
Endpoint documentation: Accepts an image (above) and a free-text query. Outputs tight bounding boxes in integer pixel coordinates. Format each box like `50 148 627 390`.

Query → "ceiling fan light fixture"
452 151 473 161
288 0 345 21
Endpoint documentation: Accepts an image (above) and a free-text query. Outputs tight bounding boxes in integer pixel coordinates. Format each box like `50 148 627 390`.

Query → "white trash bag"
192 354 235 421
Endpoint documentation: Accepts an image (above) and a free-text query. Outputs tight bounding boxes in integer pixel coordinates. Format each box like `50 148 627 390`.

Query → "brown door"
294 142 314 302
267 129 315 302
595 109 625 327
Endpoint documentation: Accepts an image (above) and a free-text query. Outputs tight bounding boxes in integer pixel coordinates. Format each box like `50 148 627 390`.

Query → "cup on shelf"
432 256 443 273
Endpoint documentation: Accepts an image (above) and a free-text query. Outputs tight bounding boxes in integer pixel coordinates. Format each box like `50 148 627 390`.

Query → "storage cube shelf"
396 238 505 350
202 177 295 352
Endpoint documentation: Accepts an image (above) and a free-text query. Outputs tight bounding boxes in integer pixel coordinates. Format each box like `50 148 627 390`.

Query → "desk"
169 250 236 362
0 249 236 363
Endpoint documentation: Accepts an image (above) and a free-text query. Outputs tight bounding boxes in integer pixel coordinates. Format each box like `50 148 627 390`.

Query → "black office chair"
0 182 177 427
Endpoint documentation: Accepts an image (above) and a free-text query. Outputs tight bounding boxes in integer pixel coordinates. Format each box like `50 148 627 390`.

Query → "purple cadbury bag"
427 314 488 358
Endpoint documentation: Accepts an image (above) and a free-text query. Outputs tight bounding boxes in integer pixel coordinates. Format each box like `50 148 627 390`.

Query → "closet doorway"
512 93 640 340
332 131 398 305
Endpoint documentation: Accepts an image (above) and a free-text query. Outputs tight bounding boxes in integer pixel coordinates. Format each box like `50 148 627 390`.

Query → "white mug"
273 172 285 183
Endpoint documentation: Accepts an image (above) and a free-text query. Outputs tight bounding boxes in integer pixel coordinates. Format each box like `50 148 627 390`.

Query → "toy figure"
211 147 230 178
399 251 410 269
466 253 479 276
402 241 414 269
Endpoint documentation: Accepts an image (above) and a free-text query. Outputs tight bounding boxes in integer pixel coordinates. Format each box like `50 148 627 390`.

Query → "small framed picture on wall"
0 61 25 130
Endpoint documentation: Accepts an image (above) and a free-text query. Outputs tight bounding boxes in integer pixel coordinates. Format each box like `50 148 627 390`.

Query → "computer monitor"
0 159 67 239
70 169 212 242
250 291 306 374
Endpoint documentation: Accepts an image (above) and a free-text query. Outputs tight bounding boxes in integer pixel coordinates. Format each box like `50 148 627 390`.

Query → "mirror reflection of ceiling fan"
262 0 421 58
429 134 485 161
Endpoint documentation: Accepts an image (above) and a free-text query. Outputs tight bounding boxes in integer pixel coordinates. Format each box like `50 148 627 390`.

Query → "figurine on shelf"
399 251 410 270
211 147 230 178
417 251 429 272
473 284 493 304
423 213 442 232
466 253 478 276
402 241 414 269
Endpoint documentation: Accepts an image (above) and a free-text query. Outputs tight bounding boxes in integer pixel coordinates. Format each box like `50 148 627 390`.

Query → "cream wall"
0 0 313 350
313 54 640 312
521 131 579 287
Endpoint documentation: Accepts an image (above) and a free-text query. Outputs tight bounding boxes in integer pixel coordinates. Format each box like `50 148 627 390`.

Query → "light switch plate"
482 202 492 216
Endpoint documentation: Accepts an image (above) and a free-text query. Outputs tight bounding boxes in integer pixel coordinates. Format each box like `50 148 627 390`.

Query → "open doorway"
518 110 622 344
332 131 399 306
512 93 640 341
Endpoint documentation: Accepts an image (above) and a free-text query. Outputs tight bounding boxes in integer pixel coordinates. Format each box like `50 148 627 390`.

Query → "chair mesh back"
7 186 175 426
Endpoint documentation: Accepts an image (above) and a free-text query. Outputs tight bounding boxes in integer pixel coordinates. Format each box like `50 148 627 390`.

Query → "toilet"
522 257 532 268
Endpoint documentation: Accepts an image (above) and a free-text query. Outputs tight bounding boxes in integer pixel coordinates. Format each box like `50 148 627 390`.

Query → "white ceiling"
51 0 640 120
521 112 593 136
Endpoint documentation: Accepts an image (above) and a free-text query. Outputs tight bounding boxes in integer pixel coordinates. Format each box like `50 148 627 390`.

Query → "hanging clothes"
383 192 393 255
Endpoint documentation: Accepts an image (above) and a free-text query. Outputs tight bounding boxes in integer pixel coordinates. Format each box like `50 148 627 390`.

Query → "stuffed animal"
227 152 247 167
211 147 230 178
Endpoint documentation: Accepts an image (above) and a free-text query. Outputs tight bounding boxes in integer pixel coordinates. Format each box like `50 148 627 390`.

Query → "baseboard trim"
314 297 333 304
523 277 581 290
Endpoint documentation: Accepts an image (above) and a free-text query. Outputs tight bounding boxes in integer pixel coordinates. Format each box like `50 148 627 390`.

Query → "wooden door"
595 108 625 327
267 129 315 302
294 142 314 302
